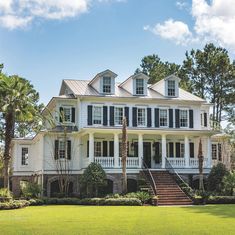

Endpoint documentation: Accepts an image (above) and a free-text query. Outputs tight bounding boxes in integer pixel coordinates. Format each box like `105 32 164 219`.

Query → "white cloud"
0 0 124 30
176 1 188 10
144 19 192 46
146 0 235 52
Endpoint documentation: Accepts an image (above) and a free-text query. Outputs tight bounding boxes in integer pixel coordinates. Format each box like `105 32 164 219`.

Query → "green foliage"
80 162 107 197
207 163 229 193
207 196 235 204
125 191 151 203
0 188 12 202
0 200 29 210
223 171 235 196
21 182 42 199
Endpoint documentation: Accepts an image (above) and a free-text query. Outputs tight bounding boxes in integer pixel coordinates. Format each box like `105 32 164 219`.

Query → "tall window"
93 106 102 124
167 80 175 96
21 147 29 166
94 142 102 157
180 110 188 127
114 107 123 125
212 144 217 160
137 108 146 126
103 77 111 93
136 79 144 95
63 107 71 122
180 143 185 158
159 109 168 127
59 140 65 159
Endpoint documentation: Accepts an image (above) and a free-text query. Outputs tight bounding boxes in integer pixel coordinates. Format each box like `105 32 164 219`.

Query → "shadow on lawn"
183 205 235 219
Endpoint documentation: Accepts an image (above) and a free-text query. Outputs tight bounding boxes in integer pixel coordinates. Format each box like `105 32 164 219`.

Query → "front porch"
83 131 212 170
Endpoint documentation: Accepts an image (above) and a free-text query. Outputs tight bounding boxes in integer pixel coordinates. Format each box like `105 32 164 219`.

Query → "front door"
143 142 151 168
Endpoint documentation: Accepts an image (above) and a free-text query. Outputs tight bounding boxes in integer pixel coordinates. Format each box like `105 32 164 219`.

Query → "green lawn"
0 205 235 235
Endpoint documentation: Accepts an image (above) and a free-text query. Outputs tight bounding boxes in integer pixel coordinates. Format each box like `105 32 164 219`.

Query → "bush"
207 196 235 204
28 198 45 206
0 188 12 202
125 191 151 204
222 171 235 196
21 182 42 199
0 200 30 210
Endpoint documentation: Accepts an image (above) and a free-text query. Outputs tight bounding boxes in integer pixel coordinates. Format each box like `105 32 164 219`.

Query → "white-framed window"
200 113 203 126
212 144 217 160
93 106 102 125
94 142 102 157
63 107 72 122
59 140 66 159
159 109 168 127
167 80 176 96
136 78 144 95
180 143 185 158
137 108 146 126
103 77 111 93
21 147 29 166
114 107 123 126
180 110 188 127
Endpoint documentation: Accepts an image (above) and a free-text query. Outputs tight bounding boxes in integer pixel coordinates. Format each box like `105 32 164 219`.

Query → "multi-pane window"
159 109 168 127
59 140 65 159
167 80 175 96
94 142 102 157
114 107 123 125
136 79 144 95
137 108 146 126
180 110 188 127
212 144 217 160
103 77 111 93
93 106 102 124
180 143 185 158
21 147 29 165
63 107 71 122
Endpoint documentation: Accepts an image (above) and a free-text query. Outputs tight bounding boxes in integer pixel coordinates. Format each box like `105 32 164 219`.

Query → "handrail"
141 158 157 196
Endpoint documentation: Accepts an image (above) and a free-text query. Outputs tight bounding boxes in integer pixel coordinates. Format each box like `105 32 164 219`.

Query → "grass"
0 205 235 235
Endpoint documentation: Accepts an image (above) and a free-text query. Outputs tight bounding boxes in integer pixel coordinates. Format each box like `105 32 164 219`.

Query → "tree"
121 117 127 194
182 43 235 126
136 54 192 91
198 139 204 191
207 163 228 193
223 171 235 196
80 162 107 197
0 74 43 189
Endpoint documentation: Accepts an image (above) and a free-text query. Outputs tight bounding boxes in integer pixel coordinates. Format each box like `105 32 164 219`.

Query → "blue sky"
0 0 234 104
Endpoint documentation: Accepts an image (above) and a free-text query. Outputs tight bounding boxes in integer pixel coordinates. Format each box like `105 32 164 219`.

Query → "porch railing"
94 157 114 168
119 157 139 168
189 158 208 168
166 158 185 168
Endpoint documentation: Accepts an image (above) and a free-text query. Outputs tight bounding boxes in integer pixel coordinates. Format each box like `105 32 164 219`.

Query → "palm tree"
121 117 127 194
0 74 42 188
198 138 204 191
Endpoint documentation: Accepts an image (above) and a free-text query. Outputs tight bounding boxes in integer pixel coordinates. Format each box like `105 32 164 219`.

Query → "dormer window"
136 79 144 95
103 77 111 93
167 80 176 96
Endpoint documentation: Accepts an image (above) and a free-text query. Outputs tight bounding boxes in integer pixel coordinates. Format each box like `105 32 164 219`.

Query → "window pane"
159 109 168 126
212 144 217 160
63 107 71 122
168 80 175 96
94 142 102 157
137 108 146 126
21 148 29 165
180 110 188 127
136 79 144 95
180 143 185 158
103 77 111 93
114 107 123 125
59 141 65 159
93 106 102 124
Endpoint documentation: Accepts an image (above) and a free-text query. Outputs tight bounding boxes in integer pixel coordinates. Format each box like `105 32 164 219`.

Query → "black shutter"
103 141 107 157
110 106 114 126
169 109 173 128
147 108 152 127
154 142 160 164
169 142 174 158
67 140 71 160
175 109 180 128
204 113 207 127
87 105 93 125
125 107 129 126
87 141 89 158
71 107 75 123
155 108 159 127
176 142 180 158
134 142 138 157
190 143 194 158
103 106 108 126
54 140 59 159
59 107 63 123
132 107 137 127
109 141 114 157
189 109 194 128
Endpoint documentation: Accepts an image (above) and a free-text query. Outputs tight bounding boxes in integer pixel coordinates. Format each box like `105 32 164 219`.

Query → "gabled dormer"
89 69 117 95
119 73 149 96
164 75 180 98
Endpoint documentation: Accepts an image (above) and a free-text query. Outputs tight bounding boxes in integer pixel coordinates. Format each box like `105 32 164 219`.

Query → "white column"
138 134 143 168
207 136 212 168
184 135 190 168
89 132 94 163
161 134 166 168
114 133 119 168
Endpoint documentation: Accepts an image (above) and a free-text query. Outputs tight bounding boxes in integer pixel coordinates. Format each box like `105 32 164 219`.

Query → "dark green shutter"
155 108 159 127
103 141 107 156
87 105 92 125
190 143 194 158
87 141 89 158
110 106 114 126
175 109 180 128
59 107 63 123
154 142 160 164
176 142 180 158
67 140 71 160
204 113 207 127
169 142 174 158
132 107 137 127
125 107 129 126
134 142 138 157
103 106 108 126
54 140 59 159
169 109 173 128
109 141 114 157
72 108 75 123
147 108 152 127
189 109 194 128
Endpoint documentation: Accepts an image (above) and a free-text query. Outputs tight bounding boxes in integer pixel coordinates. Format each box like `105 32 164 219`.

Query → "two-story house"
11 69 219 200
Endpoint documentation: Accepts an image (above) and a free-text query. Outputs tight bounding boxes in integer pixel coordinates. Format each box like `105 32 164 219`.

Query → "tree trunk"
122 117 127 194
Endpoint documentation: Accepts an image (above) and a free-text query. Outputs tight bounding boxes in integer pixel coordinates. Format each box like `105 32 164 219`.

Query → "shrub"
28 199 45 206
125 191 151 204
21 182 42 199
207 196 235 204
0 188 12 202
207 163 228 193
222 171 235 196
0 200 30 210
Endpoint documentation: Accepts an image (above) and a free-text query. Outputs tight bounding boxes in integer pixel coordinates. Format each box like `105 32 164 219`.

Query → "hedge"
207 196 235 204
0 200 30 210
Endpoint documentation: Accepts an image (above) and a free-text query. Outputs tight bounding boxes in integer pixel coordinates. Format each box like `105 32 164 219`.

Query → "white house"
11 70 220 201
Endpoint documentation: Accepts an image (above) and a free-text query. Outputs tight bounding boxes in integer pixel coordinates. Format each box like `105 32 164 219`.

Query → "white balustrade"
94 157 114 168
189 158 208 168
118 157 139 168
166 158 185 168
